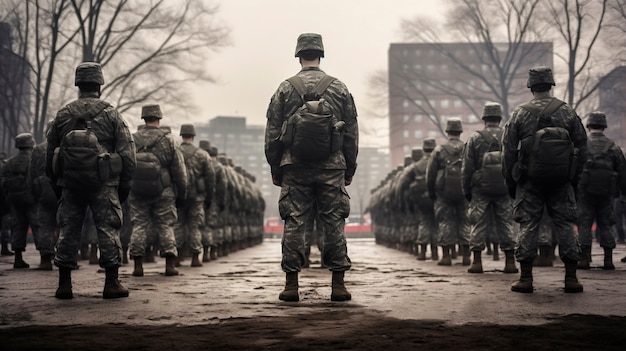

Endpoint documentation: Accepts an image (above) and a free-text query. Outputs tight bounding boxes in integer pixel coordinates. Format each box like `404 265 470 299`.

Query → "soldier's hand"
271 173 282 186
345 176 353 186
118 186 130 204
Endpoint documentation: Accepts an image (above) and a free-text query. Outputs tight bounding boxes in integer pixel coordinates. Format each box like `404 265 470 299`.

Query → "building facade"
387 42 553 167
598 66 626 151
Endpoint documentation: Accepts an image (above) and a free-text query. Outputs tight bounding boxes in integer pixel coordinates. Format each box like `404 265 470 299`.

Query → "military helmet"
527 66 555 88
199 140 211 151
74 62 104 86
482 102 503 120
445 118 463 133
295 33 324 58
15 133 35 149
422 138 436 152
411 148 424 162
586 111 607 128
209 146 218 157
141 104 162 119
179 124 196 137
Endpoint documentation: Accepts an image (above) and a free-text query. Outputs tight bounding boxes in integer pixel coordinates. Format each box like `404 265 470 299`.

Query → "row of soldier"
369 66 626 294
0 62 265 299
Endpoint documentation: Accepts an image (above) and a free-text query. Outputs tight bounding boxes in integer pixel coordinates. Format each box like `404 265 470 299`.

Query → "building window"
441 99 449 108
403 99 409 108
403 130 409 138
427 64 435 71
454 99 462 108
414 64 422 70
440 64 448 71
428 131 438 138
414 130 423 138
414 49 421 56
403 115 410 123
414 115 423 123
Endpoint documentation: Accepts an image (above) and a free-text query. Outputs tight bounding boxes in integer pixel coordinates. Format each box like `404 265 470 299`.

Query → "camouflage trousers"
512 181 582 262
9 204 37 251
467 193 515 252
31 202 58 256
416 205 437 245
55 186 123 269
120 201 132 250
174 200 204 255
129 189 178 258
201 205 215 247
81 208 98 246
577 193 616 249
279 167 351 272
434 199 469 247
537 208 555 246
1 214 10 244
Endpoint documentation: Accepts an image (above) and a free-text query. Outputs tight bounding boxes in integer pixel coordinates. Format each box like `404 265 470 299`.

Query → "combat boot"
461 245 471 266
191 253 203 267
563 258 583 293
330 271 352 301
577 246 591 270
80 244 89 260
503 250 518 273
89 244 98 265
467 250 483 273
34 254 53 271
437 246 452 266
202 246 210 263
132 256 144 277
13 250 29 269
1 241 14 255
511 260 533 293
492 243 500 261
279 272 299 302
145 246 156 263
122 247 129 264
165 255 179 276
416 244 427 261
431 243 438 261
210 245 218 260
55 267 73 299
533 245 553 267
103 266 129 299
451 244 458 259
602 248 615 270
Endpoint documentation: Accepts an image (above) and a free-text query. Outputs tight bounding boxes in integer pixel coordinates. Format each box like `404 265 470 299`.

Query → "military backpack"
2 157 34 208
580 141 617 196
131 130 169 197
437 143 465 202
477 130 508 197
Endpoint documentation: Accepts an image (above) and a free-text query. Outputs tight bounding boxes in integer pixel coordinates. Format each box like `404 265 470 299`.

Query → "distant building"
352 147 390 219
598 66 626 150
387 42 553 167
0 22 31 154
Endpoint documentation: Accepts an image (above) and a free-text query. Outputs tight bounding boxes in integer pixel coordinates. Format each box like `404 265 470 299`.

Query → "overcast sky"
194 0 448 145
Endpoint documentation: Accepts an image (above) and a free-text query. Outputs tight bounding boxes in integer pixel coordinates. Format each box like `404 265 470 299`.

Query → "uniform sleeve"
342 92 359 179
264 84 288 175
171 145 188 200
501 111 520 187
203 153 216 205
462 135 477 197
113 111 136 189
426 148 440 199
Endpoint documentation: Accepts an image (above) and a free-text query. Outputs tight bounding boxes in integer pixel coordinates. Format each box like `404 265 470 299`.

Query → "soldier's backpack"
131 130 169 197
180 146 203 201
280 75 344 161
2 157 34 208
437 143 465 201
412 158 434 209
581 141 617 196
56 101 112 191
477 130 508 197
520 98 578 184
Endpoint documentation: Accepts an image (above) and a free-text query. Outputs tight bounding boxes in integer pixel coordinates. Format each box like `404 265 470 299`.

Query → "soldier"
265 33 358 302
462 102 518 274
27 127 59 270
46 62 136 299
0 151 13 256
414 138 439 261
198 140 214 262
502 66 587 293
1 133 37 269
175 124 215 267
207 146 227 259
426 118 470 266
576 111 626 270
128 104 187 277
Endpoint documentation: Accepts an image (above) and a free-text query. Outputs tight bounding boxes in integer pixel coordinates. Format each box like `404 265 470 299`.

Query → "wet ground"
1 238 626 350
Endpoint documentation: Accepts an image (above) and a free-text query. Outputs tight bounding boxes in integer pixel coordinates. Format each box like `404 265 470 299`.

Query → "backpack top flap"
287 75 336 102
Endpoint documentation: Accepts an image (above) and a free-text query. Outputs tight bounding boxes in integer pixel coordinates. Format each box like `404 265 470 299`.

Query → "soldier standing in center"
426 118 470 266
129 104 187 277
175 124 215 267
462 102 517 274
265 33 358 302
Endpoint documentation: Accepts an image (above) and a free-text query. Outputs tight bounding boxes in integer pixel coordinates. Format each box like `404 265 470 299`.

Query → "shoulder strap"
287 75 336 101
441 144 461 158
600 140 615 156
521 97 566 132
73 101 109 129
136 129 168 152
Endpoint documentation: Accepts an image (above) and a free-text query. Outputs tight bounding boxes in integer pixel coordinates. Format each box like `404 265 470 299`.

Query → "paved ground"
1 238 626 350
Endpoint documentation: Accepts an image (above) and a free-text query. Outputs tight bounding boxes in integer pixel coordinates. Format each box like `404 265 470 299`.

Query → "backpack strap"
441 144 462 158
136 129 168 152
477 130 500 149
287 75 336 101
73 100 110 129
520 97 566 132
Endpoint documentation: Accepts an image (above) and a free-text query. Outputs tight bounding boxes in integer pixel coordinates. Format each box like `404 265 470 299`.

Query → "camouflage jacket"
265 66 358 178
28 142 55 203
133 125 187 199
502 92 587 187
462 125 503 195
46 92 136 189
178 142 215 202
426 138 465 199
0 150 33 204
212 158 227 211
586 132 626 195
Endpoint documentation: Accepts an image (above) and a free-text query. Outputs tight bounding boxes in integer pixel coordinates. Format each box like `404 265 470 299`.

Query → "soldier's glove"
118 186 130 204
465 193 472 203
271 173 282 186
345 176 353 186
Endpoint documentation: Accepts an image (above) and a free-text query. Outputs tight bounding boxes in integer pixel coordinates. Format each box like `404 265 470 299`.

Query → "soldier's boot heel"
416 244 427 261
1 242 14 256
191 253 203 267
437 246 452 266
511 260 533 293
13 250 29 269
279 272 299 302
132 257 144 277
330 271 351 302
103 267 129 299
55 267 73 299
431 244 439 261
577 246 591 270
202 246 210 263
165 256 179 276
503 250 519 274
467 251 483 273
563 258 583 293
461 245 471 266
33 254 53 271
602 248 615 270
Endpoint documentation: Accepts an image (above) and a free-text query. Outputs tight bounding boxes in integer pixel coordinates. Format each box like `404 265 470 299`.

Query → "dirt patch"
1 312 625 351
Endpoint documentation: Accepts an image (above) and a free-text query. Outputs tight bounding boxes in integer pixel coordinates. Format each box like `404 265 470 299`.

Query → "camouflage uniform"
0 152 13 255
175 125 215 265
1 134 37 268
28 141 58 264
414 139 438 260
576 112 626 269
266 33 357 302
129 111 187 261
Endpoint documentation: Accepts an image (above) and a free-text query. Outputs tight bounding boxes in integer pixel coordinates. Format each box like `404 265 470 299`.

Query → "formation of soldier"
369 66 626 293
0 62 264 299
